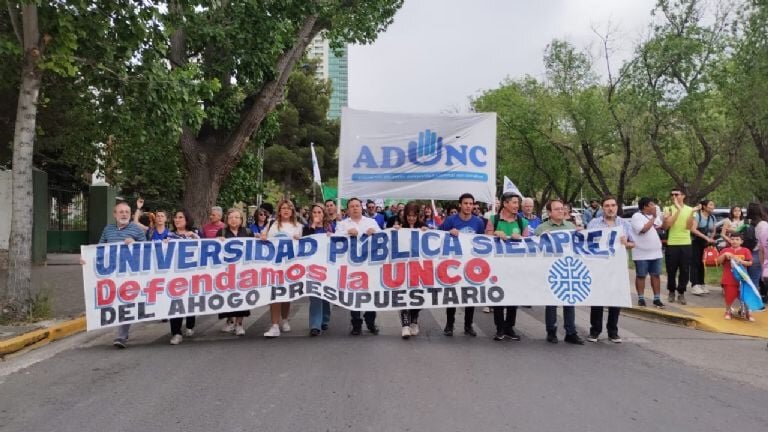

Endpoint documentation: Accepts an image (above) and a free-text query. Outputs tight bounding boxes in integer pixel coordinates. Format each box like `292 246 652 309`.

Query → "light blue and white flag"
503 176 522 197
310 142 322 186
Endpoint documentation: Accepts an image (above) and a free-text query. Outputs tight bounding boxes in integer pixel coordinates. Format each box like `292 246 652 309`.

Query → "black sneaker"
653 299 665 308
546 332 558 343
493 332 506 341
350 326 362 336
608 334 623 343
564 334 585 345
586 333 599 343
443 325 454 336
310 328 321 337
321 324 329 331
637 298 647 307
504 328 521 341
112 338 127 349
464 326 477 337
366 324 379 335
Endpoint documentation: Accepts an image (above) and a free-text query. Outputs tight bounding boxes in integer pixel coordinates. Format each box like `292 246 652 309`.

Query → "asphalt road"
1 302 766 432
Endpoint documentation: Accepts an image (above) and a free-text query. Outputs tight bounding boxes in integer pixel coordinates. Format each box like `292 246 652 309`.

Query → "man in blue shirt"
520 197 542 234
98 201 148 349
439 193 486 337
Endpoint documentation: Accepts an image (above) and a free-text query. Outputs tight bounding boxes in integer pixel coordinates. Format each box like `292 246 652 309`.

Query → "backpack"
739 223 758 251
492 214 524 236
702 246 719 267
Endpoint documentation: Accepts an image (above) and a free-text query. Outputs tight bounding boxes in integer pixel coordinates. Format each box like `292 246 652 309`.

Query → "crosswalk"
80 299 649 348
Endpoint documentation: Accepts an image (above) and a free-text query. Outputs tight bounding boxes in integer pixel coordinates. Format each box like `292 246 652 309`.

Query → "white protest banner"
338 108 497 203
82 228 630 330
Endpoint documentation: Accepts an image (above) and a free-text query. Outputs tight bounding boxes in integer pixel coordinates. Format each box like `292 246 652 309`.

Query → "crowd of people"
98 188 768 349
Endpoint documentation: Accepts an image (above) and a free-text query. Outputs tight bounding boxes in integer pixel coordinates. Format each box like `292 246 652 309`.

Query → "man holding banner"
535 199 584 345
335 198 382 335
440 193 487 337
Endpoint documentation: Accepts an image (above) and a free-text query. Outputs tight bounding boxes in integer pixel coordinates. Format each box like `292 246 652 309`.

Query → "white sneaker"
409 323 420 336
690 285 704 295
170 334 183 345
701 285 710 294
235 325 245 336
401 326 411 339
482 306 491 313
221 321 236 333
184 328 194 337
264 324 280 338
280 320 291 332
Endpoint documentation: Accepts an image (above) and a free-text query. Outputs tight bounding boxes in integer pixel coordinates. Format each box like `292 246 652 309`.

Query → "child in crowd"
716 232 754 321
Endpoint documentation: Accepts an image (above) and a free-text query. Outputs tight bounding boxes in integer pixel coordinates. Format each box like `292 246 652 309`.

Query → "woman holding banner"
303 203 334 336
262 199 303 338
217 208 254 336
394 202 427 339
167 209 200 345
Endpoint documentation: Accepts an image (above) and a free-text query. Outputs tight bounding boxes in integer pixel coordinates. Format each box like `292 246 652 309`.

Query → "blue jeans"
309 297 331 330
545 305 576 335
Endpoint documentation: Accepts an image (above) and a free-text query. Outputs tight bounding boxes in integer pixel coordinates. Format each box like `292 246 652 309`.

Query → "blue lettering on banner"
351 129 488 182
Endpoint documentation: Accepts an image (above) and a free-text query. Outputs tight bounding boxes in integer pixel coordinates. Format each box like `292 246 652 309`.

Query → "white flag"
503 176 522 197
310 142 322 186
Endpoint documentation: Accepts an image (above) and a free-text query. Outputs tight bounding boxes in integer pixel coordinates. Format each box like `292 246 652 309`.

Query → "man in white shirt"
630 197 665 309
335 198 381 335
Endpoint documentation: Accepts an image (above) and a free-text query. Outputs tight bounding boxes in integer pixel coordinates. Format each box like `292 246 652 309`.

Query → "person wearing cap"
485 192 528 341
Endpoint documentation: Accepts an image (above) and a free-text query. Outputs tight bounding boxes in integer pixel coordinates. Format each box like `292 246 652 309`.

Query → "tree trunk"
4 3 41 319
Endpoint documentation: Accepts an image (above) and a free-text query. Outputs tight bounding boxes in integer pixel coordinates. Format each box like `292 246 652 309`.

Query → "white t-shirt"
630 211 663 261
266 221 303 239
335 216 381 236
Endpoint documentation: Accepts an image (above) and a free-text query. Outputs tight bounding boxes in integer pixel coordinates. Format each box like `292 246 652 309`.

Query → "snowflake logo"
547 256 592 305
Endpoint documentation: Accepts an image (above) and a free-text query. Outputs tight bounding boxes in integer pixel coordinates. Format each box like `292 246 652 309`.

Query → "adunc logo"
351 129 488 182
547 256 592 304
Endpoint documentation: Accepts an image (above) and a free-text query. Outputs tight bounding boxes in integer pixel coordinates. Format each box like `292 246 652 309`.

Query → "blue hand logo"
408 129 443 166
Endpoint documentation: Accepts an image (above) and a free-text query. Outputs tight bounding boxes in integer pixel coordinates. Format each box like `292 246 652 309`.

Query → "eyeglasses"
670 193 681 196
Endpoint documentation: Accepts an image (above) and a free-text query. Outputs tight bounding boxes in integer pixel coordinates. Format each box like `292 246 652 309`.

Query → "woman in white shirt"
262 199 303 338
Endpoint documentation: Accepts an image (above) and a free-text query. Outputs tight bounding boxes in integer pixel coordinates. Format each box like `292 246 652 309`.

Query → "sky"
348 0 659 114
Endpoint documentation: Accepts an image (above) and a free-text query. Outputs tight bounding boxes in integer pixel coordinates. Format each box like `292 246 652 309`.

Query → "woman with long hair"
422 204 441 229
745 202 768 299
303 203 334 336
394 202 426 339
690 200 717 295
249 207 271 235
167 209 200 345
720 206 745 245
217 208 253 336
262 199 303 338
147 210 170 240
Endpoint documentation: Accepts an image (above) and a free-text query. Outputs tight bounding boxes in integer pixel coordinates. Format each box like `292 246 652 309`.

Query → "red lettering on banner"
464 258 490 284
382 263 406 289
215 264 237 291
238 269 259 289
96 279 116 307
286 264 306 282
340 265 368 290
408 260 435 288
118 280 140 302
191 274 213 295
168 277 188 297
307 264 327 282
436 259 462 285
143 278 165 303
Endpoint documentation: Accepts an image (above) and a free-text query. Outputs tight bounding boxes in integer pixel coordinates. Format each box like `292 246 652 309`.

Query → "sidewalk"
623 270 768 339
0 253 86 357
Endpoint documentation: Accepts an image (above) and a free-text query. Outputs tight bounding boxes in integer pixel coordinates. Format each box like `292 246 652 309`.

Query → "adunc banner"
82 228 630 330
338 108 497 203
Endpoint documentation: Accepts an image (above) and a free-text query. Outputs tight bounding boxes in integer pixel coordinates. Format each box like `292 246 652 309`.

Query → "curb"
622 306 759 336
0 315 86 357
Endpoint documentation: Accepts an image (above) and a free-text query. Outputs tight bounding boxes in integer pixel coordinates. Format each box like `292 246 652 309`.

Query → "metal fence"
48 189 88 231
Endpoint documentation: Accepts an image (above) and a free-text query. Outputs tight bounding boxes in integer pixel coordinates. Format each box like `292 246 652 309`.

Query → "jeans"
493 306 517 333
589 307 620 337
170 316 195 336
309 297 331 330
446 307 475 328
747 252 762 292
400 309 421 326
665 244 692 293
350 311 376 328
115 324 130 341
545 306 576 335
